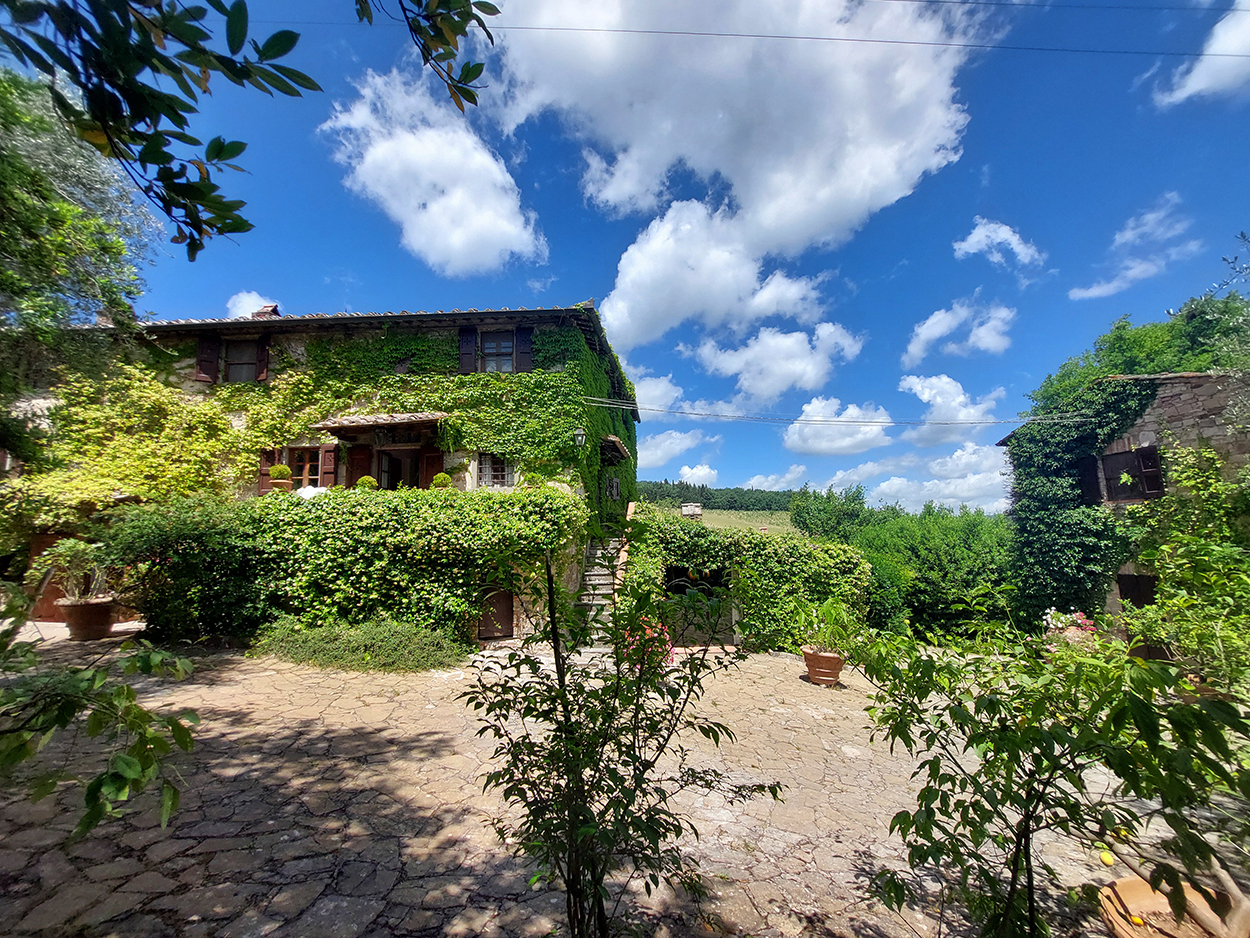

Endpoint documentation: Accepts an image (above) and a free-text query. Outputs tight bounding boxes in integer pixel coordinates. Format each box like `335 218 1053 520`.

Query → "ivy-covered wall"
1 318 638 542
623 504 871 651
1005 379 1159 620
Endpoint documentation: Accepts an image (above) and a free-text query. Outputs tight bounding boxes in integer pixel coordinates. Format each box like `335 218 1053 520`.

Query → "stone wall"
1102 372 1250 470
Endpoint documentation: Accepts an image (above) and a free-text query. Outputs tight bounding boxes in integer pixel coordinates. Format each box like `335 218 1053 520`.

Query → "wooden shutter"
194 334 221 383
1102 451 1140 501
319 445 338 487
256 334 270 382
347 445 372 486
458 327 477 374
258 449 276 494
1137 446 1163 497
515 326 533 373
1075 455 1102 506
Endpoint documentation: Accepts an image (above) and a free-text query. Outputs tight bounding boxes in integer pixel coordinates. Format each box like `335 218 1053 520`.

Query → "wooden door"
478 591 514 639
347 445 372 486
419 451 444 489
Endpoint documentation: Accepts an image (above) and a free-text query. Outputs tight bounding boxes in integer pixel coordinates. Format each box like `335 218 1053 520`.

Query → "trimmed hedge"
624 503 870 651
105 485 588 643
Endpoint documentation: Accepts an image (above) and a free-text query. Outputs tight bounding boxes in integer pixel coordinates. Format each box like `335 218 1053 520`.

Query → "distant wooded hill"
636 481 794 511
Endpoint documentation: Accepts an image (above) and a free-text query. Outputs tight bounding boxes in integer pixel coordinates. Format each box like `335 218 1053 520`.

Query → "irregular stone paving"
2 626 1118 938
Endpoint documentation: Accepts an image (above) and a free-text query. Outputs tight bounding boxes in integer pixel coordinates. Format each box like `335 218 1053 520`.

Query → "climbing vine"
1006 377 1158 621
2 322 637 544
624 504 870 650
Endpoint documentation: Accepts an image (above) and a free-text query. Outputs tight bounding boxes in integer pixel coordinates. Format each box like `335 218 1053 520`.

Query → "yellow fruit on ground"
1131 917 1145 926
1100 851 1116 866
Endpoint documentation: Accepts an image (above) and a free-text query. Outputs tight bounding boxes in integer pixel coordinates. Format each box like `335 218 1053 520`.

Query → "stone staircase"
576 537 622 622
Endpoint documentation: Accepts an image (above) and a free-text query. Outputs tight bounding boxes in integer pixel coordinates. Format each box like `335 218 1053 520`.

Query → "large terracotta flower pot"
57 599 115 641
1099 875 1225 938
801 645 845 686
268 479 293 492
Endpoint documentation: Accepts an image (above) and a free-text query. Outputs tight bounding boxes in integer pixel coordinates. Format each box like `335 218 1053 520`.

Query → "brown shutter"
515 326 533 373
1075 455 1102 506
256 334 270 382
347 445 372 486
319 445 338 487
458 327 477 374
194 334 221 383
258 449 276 494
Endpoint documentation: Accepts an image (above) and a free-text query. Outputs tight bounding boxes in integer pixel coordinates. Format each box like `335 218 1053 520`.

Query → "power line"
583 397 1095 426
491 24 1248 59
254 15 1250 59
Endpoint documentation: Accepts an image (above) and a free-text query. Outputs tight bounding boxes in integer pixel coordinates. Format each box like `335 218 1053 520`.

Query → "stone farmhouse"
1005 372 1249 613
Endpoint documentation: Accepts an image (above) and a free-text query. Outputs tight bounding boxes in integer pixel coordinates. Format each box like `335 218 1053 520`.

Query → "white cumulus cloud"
870 471 1008 513
321 69 546 277
783 396 894 456
743 464 807 491
694 323 863 403
1070 192 1204 300
819 455 920 491
1155 11 1250 107
679 463 719 486
898 374 1004 446
953 216 1046 267
927 441 1006 478
226 290 280 319
637 429 721 469
901 298 1016 367
489 0 980 348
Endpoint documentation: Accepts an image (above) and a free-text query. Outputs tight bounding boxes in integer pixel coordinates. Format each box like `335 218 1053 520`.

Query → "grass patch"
658 507 798 536
251 615 472 672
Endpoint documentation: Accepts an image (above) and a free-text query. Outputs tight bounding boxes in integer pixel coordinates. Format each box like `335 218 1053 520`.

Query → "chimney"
253 304 281 320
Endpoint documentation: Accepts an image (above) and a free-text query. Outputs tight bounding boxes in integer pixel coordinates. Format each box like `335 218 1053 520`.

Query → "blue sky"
136 0 1250 510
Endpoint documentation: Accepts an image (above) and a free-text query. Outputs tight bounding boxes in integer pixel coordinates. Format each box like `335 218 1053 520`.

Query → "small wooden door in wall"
478 591 514 639
347 445 372 486
419 451 444 489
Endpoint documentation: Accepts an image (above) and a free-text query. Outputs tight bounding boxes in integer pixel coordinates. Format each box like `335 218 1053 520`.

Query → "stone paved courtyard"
2 625 1117 938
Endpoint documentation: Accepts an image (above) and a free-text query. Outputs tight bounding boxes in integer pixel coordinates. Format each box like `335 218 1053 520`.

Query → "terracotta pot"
801 645 845 686
57 598 115 641
269 479 293 492
1099 875 1224 938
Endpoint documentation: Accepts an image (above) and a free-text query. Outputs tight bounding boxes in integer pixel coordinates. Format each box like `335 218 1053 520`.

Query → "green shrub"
268 464 292 481
857 548 912 632
625 504 870 652
106 487 588 644
429 472 453 489
102 495 275 643
252 615 471 671
355 474 377 490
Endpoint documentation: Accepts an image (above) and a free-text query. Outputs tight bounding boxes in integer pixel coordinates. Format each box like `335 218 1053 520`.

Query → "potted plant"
800 597 856 686
268 463 293 491
26 539 116 640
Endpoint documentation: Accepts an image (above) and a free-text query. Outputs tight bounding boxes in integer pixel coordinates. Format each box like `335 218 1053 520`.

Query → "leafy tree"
463 544 781 937
0 581 199 837
637 480 794 511
860 620 1250 938
1122 446 1250 698
1 0 500 259
789 483 876 542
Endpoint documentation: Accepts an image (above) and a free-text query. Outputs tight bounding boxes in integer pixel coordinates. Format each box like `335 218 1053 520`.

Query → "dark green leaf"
226 0 248 56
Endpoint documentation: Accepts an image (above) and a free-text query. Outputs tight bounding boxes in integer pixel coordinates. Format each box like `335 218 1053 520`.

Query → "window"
606 476 621 501
481 331 514 373
479 453 513 488
1117 574 1158 609
1102 445 1164 501
288 448 321 489
224 340 258 383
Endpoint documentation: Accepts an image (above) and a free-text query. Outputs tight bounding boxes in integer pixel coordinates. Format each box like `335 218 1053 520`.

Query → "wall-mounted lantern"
573 427 587 448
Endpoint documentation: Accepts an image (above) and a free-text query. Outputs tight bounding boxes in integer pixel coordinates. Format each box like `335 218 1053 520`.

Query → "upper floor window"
225 340 258 382
479 453 513 488
481 332 514 373
1102 445 1163 502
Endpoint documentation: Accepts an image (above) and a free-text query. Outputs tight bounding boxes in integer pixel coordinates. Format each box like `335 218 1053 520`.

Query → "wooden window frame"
1102 445 1164 502
481 331 515 373
287 448 322 489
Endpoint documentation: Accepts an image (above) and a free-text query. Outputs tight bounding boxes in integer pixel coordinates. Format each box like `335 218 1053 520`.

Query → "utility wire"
255 17 1250 59
583 397 1095 426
